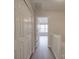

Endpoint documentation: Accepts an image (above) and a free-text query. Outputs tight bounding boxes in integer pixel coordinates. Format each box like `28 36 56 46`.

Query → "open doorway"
36 17 48 48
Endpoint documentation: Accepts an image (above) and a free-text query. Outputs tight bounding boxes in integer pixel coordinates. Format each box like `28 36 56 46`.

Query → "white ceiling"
31 0 65 11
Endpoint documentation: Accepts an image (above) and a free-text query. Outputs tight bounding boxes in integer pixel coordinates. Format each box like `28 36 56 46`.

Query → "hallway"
31 36 55 59
14 0 65 59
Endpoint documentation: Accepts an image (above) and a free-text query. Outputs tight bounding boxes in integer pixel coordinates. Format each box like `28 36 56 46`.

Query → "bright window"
38 24 48 33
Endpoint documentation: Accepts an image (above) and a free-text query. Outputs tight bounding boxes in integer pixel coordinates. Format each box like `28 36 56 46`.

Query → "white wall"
35 11 65 59
14 0 35 59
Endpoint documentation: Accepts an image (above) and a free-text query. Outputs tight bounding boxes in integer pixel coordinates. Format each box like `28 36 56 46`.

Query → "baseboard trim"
29 47 37 59
29 52 33 59
48 47 56 59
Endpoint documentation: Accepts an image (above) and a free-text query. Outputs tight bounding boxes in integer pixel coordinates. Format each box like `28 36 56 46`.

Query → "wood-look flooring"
31 36 55 59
